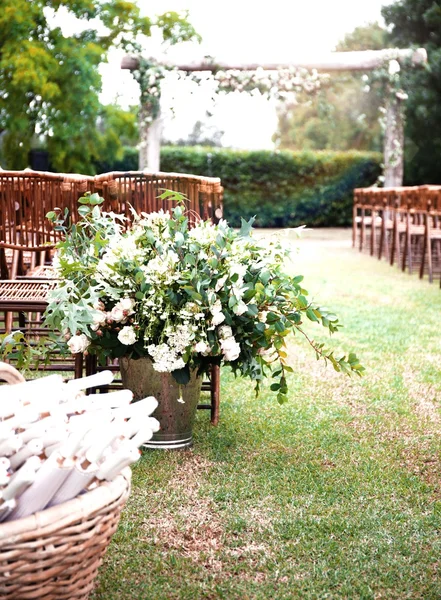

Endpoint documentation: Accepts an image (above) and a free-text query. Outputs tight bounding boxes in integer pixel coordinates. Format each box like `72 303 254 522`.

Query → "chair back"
0 170 93 251
93 171 223 225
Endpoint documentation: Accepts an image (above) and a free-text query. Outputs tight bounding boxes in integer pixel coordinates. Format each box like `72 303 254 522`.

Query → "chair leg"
371 210 376 257
360 209 365 252
352 205 357 248
74 353 84 379
210 364 220 426
0 249 9 279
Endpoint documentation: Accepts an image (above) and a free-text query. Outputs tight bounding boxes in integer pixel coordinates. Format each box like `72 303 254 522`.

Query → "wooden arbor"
122 48 427 187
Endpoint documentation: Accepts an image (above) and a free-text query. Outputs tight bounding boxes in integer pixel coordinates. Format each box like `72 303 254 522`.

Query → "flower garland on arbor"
132 56 330 123
363 54 411 181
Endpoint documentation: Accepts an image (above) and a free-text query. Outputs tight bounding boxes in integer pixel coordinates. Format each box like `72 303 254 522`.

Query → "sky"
96 0 389 149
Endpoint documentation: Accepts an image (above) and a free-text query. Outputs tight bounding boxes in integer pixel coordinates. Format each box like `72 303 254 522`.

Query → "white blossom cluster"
50 202 292 381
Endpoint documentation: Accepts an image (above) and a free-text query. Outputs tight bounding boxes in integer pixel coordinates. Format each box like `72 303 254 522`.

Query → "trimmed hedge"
101 146 382 227
94 146 138 174
160 147 381 227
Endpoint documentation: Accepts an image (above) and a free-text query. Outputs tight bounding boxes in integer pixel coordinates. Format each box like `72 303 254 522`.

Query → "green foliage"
95 145 139 173
92 230 441 600
0 1 198 172
38 194 364 402
92 105 139 174
382 0 441 184
275 22 392 154
160 147 382 227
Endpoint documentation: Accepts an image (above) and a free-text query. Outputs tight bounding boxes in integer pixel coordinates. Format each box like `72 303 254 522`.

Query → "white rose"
111 298 135 323
218 326 233 340
212 311 225 326
258 347 278 362
194 341 209 354
111 306 125 322
119 298 135 313
90 310 107 331
67 334 90 354
118 326 137 346
220 337 241 362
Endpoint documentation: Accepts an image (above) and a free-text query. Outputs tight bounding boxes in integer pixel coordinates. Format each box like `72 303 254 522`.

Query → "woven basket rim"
0 467 132 544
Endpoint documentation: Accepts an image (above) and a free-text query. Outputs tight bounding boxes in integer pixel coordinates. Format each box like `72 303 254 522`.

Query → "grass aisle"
92 229 441 600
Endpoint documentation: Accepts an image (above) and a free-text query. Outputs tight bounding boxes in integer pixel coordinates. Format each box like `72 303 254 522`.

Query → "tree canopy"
274 23 391 153
0 1 198 172
382 0 441 183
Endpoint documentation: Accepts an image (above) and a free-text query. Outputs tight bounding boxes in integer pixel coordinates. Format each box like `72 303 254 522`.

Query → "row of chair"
353 185 441 285
0 169 223 278
0 169 224 424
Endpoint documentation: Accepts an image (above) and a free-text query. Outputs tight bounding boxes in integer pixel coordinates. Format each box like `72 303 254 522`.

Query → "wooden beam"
121 48 427 73
123 48 427 177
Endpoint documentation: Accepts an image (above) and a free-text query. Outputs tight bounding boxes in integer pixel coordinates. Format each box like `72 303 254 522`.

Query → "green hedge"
102 146 382 227
94 146 139 174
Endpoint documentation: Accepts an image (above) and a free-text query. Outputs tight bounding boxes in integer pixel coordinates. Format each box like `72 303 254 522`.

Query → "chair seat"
0 279 56 310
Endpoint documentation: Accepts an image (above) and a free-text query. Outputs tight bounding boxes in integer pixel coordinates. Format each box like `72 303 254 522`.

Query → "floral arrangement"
44 191 363 403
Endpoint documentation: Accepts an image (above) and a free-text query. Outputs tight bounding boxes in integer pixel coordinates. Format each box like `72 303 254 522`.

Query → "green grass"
91 228 441 600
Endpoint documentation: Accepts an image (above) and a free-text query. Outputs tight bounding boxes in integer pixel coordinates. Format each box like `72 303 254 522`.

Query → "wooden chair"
0 170 93 279
93 170 223 223
0 278 83 377
0 169 223 422
376 189 396 262
0 170 93 332
353 187 383 254
401 187 426 276
419 186 441 283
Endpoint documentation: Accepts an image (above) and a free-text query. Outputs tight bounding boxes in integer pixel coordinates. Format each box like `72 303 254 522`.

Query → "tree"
0 1 198 172
164 119 224 148
274 23 391 152
382 0 441 183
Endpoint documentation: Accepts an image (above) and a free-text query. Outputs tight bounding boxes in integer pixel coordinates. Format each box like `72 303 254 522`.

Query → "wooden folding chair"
0 278 83 377
419 186 441 283
0 170 93 279
93 170 223 223
401 187 426 275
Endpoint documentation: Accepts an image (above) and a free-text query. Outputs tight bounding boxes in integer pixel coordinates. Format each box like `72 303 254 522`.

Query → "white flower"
218 326 233 340
212 311 226 326
258 347 278 362
194 341 210 354
388 59 400 75
232 301 248 316
147 343 186 372
258 310 268 323
396 90 408 101
111 298 135 322
188 221 219 245
90 310 107 331
220 337 241 362
215 275 228 292
118 326 137 346
211 299 226 325
67 334 90 354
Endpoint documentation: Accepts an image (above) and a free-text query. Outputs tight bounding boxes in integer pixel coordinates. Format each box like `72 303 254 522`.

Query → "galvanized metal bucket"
119 356 202 450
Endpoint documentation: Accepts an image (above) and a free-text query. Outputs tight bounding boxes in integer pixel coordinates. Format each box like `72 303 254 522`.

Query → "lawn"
91 228 441 600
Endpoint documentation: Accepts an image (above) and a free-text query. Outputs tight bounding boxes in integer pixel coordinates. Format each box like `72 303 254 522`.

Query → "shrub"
160 147 382 227
96 146 382 227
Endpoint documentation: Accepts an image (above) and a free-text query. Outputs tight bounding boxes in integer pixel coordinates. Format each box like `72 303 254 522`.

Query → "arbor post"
138 105 162 171
383 92 405 187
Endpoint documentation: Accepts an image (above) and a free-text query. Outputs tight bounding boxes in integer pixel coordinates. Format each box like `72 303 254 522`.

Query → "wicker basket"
0 467 131 600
